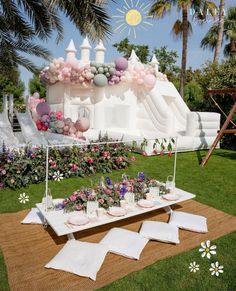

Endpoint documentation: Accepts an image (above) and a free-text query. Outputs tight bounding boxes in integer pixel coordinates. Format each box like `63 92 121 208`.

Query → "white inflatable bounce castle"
0 37 220 153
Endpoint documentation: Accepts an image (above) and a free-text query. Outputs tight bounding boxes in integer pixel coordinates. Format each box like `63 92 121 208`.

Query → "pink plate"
67 215 90 226
137 199 155 208
107 207 127 217
162 194 180 201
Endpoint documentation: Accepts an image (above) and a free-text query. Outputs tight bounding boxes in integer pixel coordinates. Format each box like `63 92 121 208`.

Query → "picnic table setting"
22 172 208 281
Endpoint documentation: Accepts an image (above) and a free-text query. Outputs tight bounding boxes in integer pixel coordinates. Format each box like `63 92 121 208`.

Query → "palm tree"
0 0 111 74
201 7 236 58
213 0 225 62
149 0 216 98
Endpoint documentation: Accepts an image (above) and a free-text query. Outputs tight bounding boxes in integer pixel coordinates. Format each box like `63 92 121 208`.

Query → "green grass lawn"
0 149 235 290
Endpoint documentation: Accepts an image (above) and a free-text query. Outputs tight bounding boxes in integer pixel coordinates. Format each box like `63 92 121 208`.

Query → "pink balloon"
115 57 128 71
64 118 72 125
76 117 90 132
69 126 76 134
57 120 65 129
36 102 50 117
144 74 156 88
137 78 144 85
63 125 69 132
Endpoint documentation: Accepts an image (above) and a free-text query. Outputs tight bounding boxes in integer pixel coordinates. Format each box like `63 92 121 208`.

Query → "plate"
67 215 90 226
162 194 180 201
107 207 127 217
137 199 155 208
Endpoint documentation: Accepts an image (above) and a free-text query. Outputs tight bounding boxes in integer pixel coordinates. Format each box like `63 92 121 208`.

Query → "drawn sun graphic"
113 0 153 38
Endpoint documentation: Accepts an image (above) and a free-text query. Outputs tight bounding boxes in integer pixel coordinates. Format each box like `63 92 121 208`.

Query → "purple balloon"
115 57 128 71
36 102 50 117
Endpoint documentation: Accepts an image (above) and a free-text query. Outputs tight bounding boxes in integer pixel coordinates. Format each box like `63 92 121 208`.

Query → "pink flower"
130 156 136 161
142 151 147 156
0 182 4 189
153 149 158 155
98 198 104 204
104 188 112 195
1 169 6 175
87 158 93 164
168 151 172 157
69 194 77 201
116 156 123 163
102 151 110 159
71 164 78 171
75 204 82 210
109 198 114 203
160 150 165 156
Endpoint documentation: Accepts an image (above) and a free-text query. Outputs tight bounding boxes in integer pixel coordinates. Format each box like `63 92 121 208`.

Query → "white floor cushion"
139 221 180 244
100 227 149 260
169 211 208 233
21 208 44 224
45 240 108 281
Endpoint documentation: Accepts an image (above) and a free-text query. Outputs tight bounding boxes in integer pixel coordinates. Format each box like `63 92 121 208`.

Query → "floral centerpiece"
62 173 169 212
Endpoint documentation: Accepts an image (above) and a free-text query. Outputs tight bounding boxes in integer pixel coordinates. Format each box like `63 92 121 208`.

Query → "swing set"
201 88 236 166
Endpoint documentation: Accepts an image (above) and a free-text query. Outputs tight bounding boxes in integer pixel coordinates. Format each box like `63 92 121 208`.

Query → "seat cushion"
45 240 108 281
100 227 149 260
21 208 44 224
169 211 208 233
139 221 180 244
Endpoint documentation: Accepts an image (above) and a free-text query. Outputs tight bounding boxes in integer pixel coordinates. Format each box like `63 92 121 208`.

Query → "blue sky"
20 0 235 93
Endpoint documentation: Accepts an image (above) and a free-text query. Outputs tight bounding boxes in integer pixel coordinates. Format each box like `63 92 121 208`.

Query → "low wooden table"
36 188 195 240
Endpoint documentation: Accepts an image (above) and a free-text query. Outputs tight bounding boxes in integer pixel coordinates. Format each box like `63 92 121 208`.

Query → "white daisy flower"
199 240 217 259
18 193 29 204
189 261 200 273
53 171 64 182
209 261 224 277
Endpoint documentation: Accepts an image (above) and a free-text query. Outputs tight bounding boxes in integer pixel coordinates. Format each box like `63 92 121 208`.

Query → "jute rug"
0 200 236 291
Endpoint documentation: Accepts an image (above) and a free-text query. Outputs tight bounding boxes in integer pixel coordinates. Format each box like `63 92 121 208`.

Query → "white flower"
189 261 200 273
209 261 224 276
18 193 29 204
53 171 63 181
199 240 217 259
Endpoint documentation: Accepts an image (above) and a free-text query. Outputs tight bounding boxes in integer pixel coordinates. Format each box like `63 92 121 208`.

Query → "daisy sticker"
18 193 29 204
199 240 217 259
189 261 200 273
209 262 224 277
53 171 64 182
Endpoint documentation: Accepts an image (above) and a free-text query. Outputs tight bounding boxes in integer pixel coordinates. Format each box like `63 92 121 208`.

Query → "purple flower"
138 172 145 181
106 177 112 186
119 185 127 198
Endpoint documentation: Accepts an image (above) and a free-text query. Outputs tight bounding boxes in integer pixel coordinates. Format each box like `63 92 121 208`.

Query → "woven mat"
0 200 236 291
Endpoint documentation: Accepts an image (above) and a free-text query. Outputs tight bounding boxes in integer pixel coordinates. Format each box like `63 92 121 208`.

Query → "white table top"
36 188 195 237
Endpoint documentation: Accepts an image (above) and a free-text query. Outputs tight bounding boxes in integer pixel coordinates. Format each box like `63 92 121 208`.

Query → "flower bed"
0 143 132 190
62 173 168 212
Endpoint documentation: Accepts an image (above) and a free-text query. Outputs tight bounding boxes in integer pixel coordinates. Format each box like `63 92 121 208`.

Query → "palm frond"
56 0 112 40
172 19 192 38
201 24 219 50
149 0 172 19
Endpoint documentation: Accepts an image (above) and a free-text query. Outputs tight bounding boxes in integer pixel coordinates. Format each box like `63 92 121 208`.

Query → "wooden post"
201 89 236 166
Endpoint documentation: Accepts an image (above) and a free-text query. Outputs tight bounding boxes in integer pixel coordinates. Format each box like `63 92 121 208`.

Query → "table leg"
67 233 75 240
163 206 173 214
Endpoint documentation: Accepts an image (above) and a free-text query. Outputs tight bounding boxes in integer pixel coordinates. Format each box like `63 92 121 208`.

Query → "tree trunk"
213 0 225 62
180 4 188 98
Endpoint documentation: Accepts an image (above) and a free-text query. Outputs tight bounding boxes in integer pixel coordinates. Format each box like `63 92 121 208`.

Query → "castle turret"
95 40 106 63
128 50 140 64
80 36 91 63
150 54 159 72
65 39 77 60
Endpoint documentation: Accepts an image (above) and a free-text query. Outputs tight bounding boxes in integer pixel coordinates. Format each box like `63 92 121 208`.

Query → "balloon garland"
40 56 168 90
